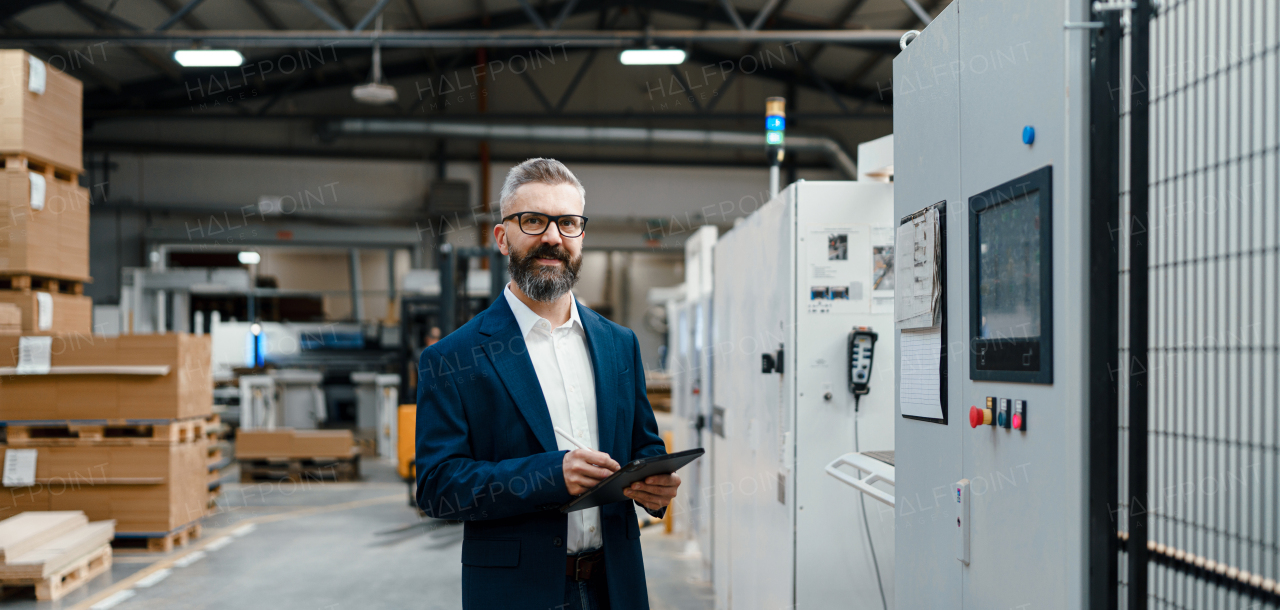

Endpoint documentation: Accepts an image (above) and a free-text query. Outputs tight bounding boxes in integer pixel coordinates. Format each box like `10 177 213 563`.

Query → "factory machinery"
666 136 898 609
670 1 1280 595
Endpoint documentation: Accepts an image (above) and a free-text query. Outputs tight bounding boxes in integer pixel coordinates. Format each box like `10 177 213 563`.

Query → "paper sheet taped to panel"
900 327 943 420
896 207 941 329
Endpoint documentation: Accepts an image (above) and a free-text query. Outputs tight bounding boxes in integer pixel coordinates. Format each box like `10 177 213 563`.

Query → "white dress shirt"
503 286 602 553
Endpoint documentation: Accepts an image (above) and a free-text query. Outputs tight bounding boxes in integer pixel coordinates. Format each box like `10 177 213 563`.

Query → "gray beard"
508 249 580 303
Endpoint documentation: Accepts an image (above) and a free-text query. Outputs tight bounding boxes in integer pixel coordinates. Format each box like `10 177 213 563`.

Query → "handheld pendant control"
848 327 878 409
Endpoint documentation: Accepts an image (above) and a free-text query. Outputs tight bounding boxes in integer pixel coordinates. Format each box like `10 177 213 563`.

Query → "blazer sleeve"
626 330 671 519
414 346 572 521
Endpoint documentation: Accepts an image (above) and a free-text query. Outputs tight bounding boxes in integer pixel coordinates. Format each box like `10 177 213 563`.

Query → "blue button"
1022 125 1035 145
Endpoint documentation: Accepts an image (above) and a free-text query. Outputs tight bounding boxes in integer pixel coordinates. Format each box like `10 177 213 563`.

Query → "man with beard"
415 158 680 610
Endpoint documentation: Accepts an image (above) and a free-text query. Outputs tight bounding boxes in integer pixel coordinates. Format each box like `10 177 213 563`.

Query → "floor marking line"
69 494 403 610
133 569 171 588
89 590 136 610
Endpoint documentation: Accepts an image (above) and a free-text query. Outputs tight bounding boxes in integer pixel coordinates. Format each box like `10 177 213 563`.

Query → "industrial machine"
893 1 1092 607
665 225 717 580
350 372 401 463
711 179 895 609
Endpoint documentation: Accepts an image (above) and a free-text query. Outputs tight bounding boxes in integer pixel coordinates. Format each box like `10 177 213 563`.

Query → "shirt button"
589 526 596 533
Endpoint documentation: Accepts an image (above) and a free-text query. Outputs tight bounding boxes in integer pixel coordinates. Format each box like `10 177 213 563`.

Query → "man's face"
494 182 585 302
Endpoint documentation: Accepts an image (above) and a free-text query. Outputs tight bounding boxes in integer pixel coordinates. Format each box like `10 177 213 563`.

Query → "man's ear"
494 224 509 255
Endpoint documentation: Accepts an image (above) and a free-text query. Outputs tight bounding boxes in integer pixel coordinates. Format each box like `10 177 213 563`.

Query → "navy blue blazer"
415 295 668 610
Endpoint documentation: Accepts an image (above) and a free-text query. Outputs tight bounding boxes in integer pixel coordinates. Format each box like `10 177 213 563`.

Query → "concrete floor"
5 427 713 610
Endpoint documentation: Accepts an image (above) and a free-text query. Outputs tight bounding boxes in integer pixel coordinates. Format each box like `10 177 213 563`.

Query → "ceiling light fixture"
238 251 261 265
618 48 687 66
352 16 399 105
173 49 244 68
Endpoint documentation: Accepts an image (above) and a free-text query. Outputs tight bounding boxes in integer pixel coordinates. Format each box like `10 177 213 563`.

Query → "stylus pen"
553 426 590 451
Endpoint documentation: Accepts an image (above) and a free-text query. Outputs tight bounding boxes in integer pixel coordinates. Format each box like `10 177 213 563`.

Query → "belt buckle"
573 555 584 581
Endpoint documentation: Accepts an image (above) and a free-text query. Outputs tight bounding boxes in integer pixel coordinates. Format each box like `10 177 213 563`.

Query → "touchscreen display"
977 191 1041 339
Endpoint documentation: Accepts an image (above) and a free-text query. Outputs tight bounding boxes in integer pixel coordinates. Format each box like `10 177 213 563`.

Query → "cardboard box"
0 291 90 334
237 429 354 459
0 441 207 533
0 302 18 334
0 51 83 173
0 166 89 279
0 333 213 421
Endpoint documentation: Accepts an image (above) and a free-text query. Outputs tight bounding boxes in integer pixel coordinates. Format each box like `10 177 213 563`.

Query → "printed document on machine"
900 327 944 420
896 207 940 329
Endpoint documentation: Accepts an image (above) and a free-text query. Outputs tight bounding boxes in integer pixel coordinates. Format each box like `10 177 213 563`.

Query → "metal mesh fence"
1119 1 1280 607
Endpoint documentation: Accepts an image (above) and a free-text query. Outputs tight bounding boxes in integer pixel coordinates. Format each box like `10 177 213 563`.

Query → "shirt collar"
503 285 581 338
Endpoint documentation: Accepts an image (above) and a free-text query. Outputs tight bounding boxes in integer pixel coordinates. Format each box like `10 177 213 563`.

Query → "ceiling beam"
153 0 209 30
843 0 944 88
0 0 61 21
242 0 287 29
3 28 907 49
62 0 182 81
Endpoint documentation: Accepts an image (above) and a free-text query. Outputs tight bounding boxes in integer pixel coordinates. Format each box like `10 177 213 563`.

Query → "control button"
1022 125 1035 145
997 398 1011 429
969 406 992 428
1013 400 1027 431
1012 414 1023 430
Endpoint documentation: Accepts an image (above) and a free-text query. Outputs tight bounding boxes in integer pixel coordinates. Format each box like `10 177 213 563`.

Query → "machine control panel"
969 396 1028 432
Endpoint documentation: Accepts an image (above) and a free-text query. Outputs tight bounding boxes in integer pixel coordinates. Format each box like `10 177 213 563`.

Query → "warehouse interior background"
0 0 1277 608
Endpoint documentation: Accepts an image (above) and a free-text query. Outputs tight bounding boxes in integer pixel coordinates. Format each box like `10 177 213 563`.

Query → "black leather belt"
566 549 605 582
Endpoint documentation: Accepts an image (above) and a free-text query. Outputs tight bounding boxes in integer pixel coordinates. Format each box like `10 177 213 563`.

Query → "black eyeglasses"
502 212 589 238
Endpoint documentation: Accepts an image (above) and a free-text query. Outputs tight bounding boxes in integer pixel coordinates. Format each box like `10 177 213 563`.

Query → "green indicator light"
766 132 784 145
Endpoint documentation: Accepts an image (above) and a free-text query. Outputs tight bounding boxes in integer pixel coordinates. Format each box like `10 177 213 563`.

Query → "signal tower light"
766 97 786 198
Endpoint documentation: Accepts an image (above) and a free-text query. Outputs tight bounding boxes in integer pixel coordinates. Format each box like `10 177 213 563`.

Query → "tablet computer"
560 448 705 513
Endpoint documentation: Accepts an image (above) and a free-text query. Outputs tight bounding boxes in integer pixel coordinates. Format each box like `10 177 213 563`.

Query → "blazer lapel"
577 301 617 457
479 298 559 454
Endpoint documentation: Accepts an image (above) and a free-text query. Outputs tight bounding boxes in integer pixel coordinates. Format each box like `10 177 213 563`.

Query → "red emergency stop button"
969 406 992 428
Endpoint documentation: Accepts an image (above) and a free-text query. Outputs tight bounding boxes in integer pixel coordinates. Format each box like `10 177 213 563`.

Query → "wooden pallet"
111 522 201 554
0 543 111 601
207 484 223 514
0 273 86 295
4 418 208 446
238 456 361 483
0 154 79 184
353 436 377 457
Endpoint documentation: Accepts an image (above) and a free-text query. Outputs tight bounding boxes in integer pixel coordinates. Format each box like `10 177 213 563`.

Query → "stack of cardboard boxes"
0 51 215 554
0 49 91 334
0 334 214 551
236 428 360 483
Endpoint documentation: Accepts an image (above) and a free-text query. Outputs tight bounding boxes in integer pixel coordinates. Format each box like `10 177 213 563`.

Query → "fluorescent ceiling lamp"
238 251 261 265
173 49 244 68
619 49 687 65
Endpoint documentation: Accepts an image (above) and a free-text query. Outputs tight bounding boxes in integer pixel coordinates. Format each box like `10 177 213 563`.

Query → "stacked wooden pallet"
0 512 114 601
237 429 360 483
205 413 233 512
0 50 91 335
0 334 214 553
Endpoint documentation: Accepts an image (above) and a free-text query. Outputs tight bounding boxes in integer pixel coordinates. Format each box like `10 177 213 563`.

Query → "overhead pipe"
325 118 858 179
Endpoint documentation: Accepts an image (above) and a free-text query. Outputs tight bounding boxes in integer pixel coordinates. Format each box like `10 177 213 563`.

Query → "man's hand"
563 448 620 495
624 473 681 512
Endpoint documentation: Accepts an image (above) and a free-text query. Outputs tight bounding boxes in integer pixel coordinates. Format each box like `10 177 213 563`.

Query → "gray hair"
498 158 585 218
